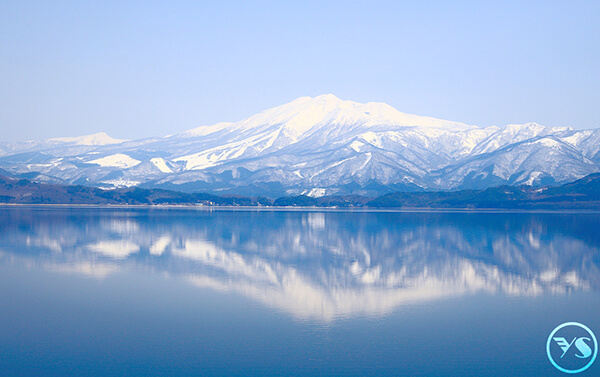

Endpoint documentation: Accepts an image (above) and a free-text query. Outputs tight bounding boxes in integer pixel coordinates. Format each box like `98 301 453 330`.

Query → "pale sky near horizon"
1 1 599 142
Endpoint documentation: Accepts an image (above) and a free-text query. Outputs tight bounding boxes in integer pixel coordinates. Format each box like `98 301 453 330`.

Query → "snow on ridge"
173 129 281 170
49 132 126 146
177 122 236 138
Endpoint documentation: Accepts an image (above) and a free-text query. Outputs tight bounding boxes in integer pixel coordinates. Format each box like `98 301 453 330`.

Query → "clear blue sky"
1 1 599 141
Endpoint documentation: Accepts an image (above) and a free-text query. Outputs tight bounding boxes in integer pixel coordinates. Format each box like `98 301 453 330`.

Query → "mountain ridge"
1 94 599 196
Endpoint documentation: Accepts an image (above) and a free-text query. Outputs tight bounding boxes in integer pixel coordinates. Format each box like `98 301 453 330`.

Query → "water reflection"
1 207 599 321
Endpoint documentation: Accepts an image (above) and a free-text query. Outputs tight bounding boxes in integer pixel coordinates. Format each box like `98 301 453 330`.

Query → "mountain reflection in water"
1 207 599 321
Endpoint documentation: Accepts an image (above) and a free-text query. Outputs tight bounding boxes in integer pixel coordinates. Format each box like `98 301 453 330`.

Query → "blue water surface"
0 206 599 376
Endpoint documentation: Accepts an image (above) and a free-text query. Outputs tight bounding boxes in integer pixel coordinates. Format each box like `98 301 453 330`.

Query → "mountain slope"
3 172 600 209
367 173 600 209
0 174 268 206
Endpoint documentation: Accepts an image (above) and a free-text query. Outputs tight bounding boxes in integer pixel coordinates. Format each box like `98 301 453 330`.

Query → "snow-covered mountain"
1 94 599 196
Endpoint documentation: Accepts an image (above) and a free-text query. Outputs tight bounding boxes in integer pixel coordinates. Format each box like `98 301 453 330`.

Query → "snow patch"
174 151 222 170
533 138 561 148
101 179 141 188
306 188 327 198
360 132 382 148
150 158 173 173
89 154 141 168
350 140 363 152
524 171 542 185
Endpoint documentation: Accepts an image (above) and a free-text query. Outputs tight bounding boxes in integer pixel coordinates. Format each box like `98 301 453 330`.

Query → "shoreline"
1 203 600 214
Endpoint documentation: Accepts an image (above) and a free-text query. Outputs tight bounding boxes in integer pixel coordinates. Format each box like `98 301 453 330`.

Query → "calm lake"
0 206 599 376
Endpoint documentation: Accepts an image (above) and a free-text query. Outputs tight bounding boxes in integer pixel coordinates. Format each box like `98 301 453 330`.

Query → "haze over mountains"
2 94 599 197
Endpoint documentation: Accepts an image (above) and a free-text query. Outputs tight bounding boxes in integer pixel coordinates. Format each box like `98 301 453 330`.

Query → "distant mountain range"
2 94 600 197
2 171 600 209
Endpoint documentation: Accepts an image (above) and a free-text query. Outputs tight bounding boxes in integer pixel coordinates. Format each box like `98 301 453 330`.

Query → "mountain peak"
48 132 126 146
233 95 476 136
309 93 341 101
179 95 475 140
